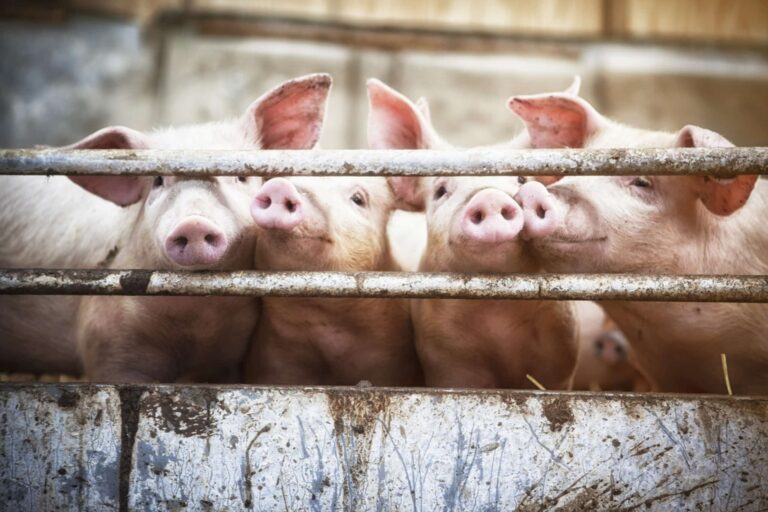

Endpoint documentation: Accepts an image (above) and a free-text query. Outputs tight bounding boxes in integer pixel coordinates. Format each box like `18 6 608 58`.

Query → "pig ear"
387 177 426 212
66 126 150 207
676 125 757 216
415 97 431 122
563 75 581 96
507 93 603 149
244 73 332 150
367 79 442 149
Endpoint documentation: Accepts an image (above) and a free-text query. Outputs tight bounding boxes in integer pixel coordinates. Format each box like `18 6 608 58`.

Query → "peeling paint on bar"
0 147 766 177
1 269 767 302
2 384 766 510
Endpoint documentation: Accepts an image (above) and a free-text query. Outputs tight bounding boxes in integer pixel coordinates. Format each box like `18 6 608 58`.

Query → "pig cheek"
333 213 382 271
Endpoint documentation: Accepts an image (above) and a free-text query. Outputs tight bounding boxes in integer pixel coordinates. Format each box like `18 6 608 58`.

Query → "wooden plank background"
4 1 768 45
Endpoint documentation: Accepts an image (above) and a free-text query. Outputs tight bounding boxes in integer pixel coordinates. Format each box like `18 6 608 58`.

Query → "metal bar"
1 147 766 177
1 269 767 302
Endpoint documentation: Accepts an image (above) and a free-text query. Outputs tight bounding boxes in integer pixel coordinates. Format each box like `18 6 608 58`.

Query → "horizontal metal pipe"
1 147 766 177
1 269 767 302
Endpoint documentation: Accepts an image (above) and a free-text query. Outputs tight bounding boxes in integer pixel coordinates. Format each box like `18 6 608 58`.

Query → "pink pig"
243 174 422 386
0 74 332 382
367 79 578 389
572 302 650 391
508 87 767 394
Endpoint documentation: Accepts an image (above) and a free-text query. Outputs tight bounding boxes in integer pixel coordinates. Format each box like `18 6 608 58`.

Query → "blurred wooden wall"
8 0 768 45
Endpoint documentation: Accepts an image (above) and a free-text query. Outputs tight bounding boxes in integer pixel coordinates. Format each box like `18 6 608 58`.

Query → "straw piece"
526 374 547 391
721 353 733 396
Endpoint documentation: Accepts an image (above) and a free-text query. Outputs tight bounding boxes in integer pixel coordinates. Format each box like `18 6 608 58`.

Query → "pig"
0 73 332 382
366 79 578 389
572 302 649 391
508 87 768 394
384 77 582 272
242 175 422 386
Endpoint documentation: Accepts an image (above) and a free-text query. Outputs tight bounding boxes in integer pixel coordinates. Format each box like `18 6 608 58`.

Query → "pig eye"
237 176 248 183
434 185 448 200
630 177 653 188
517 176 527 184
153 177 164 188
351 191 367 207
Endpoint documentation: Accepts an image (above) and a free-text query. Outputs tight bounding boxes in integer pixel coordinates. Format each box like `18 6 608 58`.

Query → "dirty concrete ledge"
1 384 766 511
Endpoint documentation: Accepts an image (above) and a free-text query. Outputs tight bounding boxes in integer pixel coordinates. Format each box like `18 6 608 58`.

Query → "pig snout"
595 332 628 365
251 178 304 230
460 189 524 244
516 181 559 239
165 216 228 267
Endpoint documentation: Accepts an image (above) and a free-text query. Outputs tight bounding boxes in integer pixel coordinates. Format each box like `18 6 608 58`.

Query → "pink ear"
507 93 602 149
66 126 150 206
387 176 426 211
367 79 441 150
415 97 431 122
676 125 757 216
244 73 332 149
563 75 581 96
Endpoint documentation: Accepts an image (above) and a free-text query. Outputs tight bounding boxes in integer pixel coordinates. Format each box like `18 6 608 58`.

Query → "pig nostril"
257 196 272 209
285 199 297 213
471 211 484 224
501 207 515 221
536 206 546 219
204 234 217 245
174 236 188 249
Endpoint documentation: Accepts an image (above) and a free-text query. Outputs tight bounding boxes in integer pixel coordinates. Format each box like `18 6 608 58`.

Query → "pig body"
244 177 421 386
0 177 125 374
368 79 578 389
0 74 332 381
509 88 768 393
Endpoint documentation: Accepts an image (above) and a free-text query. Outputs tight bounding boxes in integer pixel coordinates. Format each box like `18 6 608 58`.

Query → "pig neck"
415 242 576 388
600 182 768 393
258 249 411 364
418 243 565 325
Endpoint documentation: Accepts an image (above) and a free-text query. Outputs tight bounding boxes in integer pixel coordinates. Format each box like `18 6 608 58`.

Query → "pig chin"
448 233 526 271
257 228 334 271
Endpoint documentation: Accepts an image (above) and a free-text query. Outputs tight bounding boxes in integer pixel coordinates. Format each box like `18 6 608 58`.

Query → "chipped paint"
2 270 768 302
2 384 767 510
130 386 768 510
0 147 766 178
0 385 121 510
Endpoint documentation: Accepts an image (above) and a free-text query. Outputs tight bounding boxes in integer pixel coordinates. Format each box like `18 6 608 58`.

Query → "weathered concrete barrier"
1 384 766 511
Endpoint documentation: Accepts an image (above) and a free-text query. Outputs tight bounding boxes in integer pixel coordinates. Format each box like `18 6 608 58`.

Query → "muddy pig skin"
0 74 331 382
243 175 422 386
367 79 578 389
508 86 768 394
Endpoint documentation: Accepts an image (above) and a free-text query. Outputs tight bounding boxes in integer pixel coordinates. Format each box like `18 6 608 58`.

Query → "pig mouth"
548 235 607 244
265 229 333 246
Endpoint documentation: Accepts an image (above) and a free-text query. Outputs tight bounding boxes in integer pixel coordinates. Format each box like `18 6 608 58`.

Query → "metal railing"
1 269 767 302
1 147 766 302
2 147 767 177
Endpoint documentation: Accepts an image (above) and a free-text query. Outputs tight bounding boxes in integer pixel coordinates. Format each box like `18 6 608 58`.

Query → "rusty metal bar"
1 269 767 302
1 147 766 177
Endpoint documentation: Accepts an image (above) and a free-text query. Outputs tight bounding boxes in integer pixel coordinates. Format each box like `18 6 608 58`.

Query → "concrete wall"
2 384 767 510
2 15 768 150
